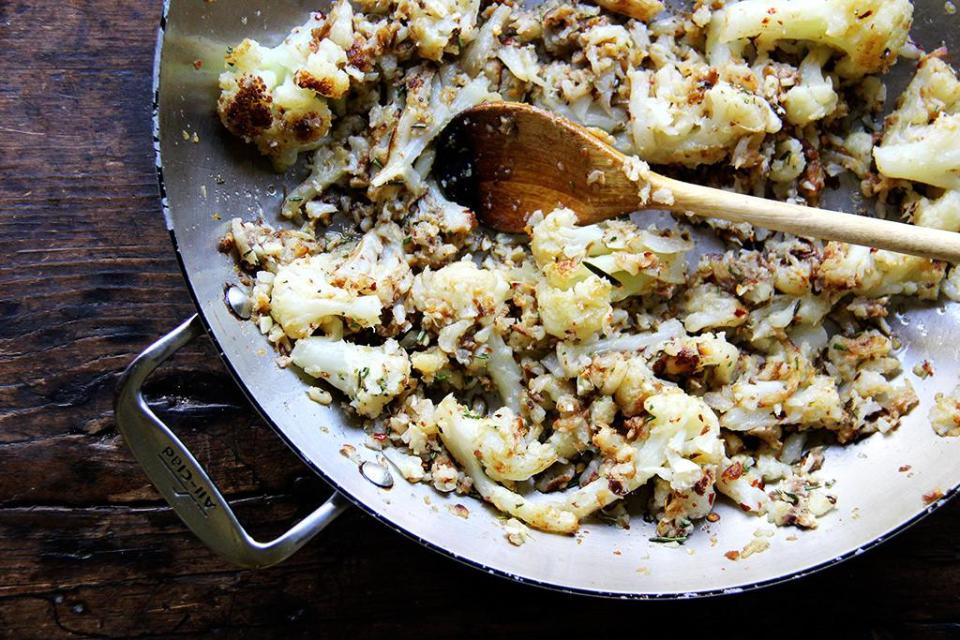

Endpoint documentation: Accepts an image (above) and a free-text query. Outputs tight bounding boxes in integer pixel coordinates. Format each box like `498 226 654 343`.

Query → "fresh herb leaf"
583 261 622 286
778 490 799 505
832 343 847 351
357 367 370 390
649 535 687 544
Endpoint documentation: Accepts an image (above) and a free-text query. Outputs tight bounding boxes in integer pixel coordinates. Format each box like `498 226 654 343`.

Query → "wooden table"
1 2 959 637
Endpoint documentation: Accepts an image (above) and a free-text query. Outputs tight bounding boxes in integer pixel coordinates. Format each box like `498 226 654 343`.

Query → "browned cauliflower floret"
874 53 960 190
217 3 359 169
708 0 913 77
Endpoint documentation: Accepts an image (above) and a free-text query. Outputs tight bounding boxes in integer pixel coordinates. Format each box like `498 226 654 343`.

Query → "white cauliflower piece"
382 448 426 482
290 337 411 418
435 399 565 483
628 66 781 166
217 5 358 169
529 207 604 266
530 208 691 301
651 333 740 385
410 260 510 327
270 255 383 338
536 275 613 341
782 47 839 125
595 388 724 498
461 3 512 77
930 385 960 437
269 224 410 338
557 319 686 377
819 242 944 301
330 223 412 307
874 55 960 190
370 66 500 191
708 0 912 77
911 190 960 232
436 388 722 534
280 117 369 219
716 457 769 514
681 283 748 333
590 0 663 20
485 330 524 414
401 0 482 61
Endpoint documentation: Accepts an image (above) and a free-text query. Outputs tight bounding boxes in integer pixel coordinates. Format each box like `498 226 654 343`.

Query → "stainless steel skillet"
116 0 960 597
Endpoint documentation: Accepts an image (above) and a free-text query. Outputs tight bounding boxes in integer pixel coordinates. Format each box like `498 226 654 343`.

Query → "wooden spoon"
434 102 960 262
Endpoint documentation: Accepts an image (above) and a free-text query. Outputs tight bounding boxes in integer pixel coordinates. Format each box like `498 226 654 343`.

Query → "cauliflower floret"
330 223 412 307
930 385 960 437
461 3 512 77
782 47 839 125
827 332 919 437
819 242 945 301
557 318 686 377
628 66 781 166
717 346 845 433
434 397 575 483
910 190 960 232
280 117 370 219
529 208 691 301
681 283 748 333
290 337 411 418
530 208 604 266
410 260 510 327
595 388 724 498
217 5 359 169
401 0 482 61
708 0 912 77
485 330 525 414
650 467 717 538
269 224 411 338
651 333 740 385
717 453 836 527
874 55 960 190
536 275 613 341
715 457 770 514
436 388 722 533
270 255 383 338
591 0 663 20
370 66 500 191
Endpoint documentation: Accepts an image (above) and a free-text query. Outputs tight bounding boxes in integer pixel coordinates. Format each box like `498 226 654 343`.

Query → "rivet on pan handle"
114 315 348 568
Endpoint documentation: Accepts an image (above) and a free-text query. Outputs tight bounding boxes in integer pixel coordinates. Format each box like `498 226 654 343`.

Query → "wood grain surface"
1 1 959 638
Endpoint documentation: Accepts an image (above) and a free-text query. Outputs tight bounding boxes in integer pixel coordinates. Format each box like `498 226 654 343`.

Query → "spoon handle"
651 174 960 263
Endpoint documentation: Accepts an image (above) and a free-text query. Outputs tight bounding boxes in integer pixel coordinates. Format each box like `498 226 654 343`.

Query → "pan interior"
156 0 960 597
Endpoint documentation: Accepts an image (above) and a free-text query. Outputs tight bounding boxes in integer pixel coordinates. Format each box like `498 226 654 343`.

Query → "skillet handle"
114 314 349 568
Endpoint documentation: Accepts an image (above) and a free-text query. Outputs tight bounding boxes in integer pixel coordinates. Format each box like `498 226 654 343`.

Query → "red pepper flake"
706 512 720 523
193 59 204 70
898 465 911 473
721 461 744 482
923 489 945 505
724 550 740 561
